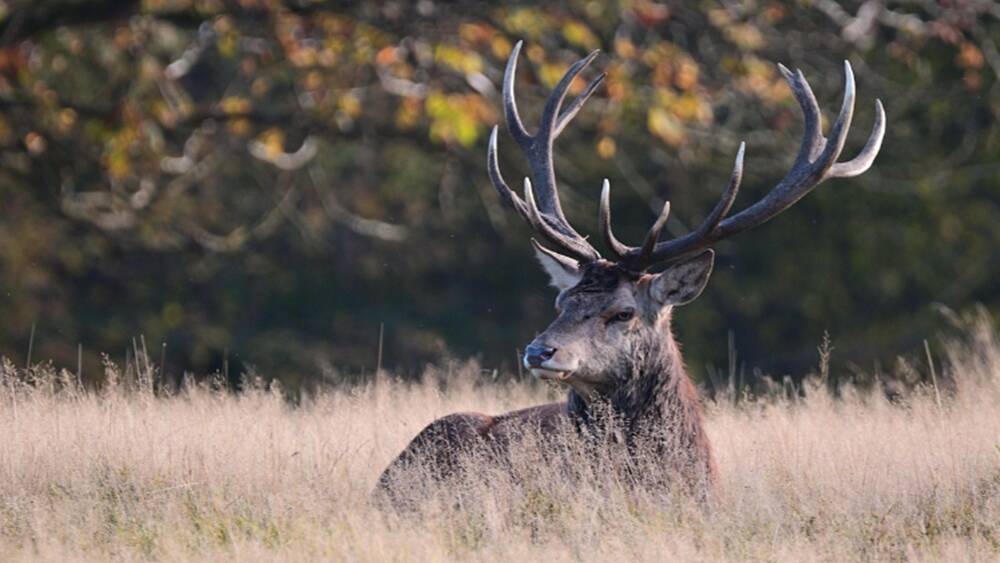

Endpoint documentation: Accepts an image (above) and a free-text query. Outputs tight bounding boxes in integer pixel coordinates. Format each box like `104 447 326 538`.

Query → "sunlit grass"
1 316 998 561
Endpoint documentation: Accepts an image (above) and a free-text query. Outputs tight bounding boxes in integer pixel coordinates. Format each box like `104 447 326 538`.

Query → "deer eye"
607 309 635 324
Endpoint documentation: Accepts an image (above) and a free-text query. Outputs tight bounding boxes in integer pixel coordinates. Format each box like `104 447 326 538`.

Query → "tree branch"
1 0 140 46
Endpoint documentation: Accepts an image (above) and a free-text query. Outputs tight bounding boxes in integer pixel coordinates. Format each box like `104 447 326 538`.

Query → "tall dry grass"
1 316 999 562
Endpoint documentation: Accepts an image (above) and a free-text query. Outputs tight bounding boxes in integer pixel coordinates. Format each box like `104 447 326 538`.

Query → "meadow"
1 315 998 562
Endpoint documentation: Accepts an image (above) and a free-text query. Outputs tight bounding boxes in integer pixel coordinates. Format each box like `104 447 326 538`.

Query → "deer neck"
566 324 707 443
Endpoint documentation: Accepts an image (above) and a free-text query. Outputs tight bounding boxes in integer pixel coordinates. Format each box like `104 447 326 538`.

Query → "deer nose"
524 344 557 368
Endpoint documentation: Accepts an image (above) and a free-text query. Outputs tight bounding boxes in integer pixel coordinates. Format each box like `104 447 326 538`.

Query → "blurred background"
0 0 997 389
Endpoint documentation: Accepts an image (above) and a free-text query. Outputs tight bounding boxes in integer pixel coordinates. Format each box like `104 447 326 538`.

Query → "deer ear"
532 240 582 291
647 250 715 307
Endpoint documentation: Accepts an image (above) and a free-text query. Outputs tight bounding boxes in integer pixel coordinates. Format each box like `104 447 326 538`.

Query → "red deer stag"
375 42 885 503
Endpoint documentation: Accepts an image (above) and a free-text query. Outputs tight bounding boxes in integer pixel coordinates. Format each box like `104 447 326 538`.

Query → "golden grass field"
1 316 999 562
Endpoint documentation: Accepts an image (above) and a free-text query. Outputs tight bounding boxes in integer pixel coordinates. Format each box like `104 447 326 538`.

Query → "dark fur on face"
565 261 640 295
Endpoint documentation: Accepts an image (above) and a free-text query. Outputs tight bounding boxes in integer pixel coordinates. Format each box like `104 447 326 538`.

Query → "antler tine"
524 179 601 262
629 61 884 268
504 40 604 145
828 99 886 178
487 126 530 219
555 72 606 138
637 200 671 263
502 40 532 147
538 49 601 142
600 179 674 267
599 179 633 260
491 112 594 255
599 175 673 268
778 64 825 163
812 60 856 177
609 144 742 271
695 142 745 237
523 48 601 229
531 238 580 269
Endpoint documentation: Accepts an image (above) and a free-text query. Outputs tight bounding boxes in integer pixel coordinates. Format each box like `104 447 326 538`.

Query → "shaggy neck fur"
564 319 717 490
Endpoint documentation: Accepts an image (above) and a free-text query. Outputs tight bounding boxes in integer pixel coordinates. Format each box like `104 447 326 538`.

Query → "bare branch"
248 136 319 171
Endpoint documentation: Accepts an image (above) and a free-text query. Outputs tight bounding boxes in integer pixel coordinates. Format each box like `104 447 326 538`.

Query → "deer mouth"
529 367 574 382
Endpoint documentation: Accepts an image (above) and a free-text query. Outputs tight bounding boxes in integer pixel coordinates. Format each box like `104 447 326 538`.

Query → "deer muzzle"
523 342 577 380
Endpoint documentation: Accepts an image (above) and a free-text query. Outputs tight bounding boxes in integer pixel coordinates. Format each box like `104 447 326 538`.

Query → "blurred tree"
0 0 997 387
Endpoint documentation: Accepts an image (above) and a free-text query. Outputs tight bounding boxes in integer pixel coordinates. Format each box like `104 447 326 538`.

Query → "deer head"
487 42 885 394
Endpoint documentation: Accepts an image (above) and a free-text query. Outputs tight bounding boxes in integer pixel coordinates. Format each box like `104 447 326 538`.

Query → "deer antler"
603 61 885 271
486 40 605 263
488 43 886 272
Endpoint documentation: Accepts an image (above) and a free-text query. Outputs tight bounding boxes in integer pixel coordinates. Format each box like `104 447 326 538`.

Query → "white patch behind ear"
648 249 715 306
532 241 582 291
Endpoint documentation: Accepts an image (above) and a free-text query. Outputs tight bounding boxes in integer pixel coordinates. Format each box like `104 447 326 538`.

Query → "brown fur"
374 262 717 505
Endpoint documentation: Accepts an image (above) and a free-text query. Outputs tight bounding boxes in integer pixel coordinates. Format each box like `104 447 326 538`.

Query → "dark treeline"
1 1 997 388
